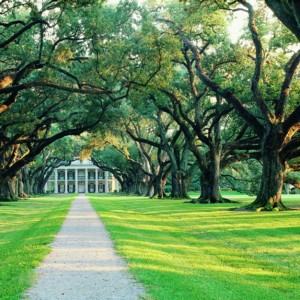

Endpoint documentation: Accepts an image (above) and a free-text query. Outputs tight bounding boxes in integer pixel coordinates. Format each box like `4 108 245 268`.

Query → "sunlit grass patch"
0 195 74 300
89 194 300 300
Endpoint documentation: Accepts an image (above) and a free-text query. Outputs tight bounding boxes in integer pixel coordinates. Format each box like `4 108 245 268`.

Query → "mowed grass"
89 193 300 300
0 195 74 300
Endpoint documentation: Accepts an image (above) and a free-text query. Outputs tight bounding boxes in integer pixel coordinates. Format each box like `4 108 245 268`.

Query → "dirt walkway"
24 195 146 300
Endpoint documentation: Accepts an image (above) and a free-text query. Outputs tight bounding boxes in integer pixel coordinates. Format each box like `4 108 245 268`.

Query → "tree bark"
169 170 190 199
245 128 289 211
265 0 300 41
0 179 12 200
198 172 222 203
0 177 18 200
151 172 167 198
195 153 232 204
120 178 131 193
17 172 28 198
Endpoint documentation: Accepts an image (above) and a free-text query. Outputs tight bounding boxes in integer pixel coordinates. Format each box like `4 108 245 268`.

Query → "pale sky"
106 0 247 43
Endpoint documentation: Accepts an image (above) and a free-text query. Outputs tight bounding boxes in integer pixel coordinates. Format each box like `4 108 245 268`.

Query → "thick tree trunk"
140 175 152 197
121 178 132 193
198 172 222 203
121 176 141 195
22 168 33 195
24 181 33 195
0 177 18 201
244 126 289 211
128 168 144 195
196 173 232 203
265 0 300 40
194 152 232 204
132 183 140 194
169 170 190 199
32 177 46 194
246 147 288 211
151 173 167 198
137 181 147 195
32 183 39 195
146 183 154 197
207 152 222 203
17 172 28 198
0 179 12 200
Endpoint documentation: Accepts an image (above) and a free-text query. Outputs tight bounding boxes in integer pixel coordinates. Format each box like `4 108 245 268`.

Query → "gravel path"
24 194 146 300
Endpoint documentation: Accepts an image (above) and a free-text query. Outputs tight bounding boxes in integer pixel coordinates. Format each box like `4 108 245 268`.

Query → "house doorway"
78 182 85 193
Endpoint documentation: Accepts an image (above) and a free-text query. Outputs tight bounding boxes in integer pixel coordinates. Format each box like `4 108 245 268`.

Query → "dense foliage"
1 0 299 210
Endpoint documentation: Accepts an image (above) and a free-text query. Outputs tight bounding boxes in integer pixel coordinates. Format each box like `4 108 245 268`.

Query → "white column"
105 171 109 193
54 169 58 194
43 182 47 193
111 176 116 192
95 169 98 193
116 180 119 192
65 169 68 193
85 168 88 193
75 168 78 193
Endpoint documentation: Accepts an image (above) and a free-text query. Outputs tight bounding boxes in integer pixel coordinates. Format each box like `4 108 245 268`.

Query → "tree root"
187 197 238 204
236 202 292 211
167 196 190 200
19 192 29 198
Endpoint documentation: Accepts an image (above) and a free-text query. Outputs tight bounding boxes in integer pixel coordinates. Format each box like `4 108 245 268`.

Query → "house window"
98 183 104 193
58 184 65 193
89 183 95 193
68 184 74 193
89 171 95 180
68 171 75 180
58 171 65 180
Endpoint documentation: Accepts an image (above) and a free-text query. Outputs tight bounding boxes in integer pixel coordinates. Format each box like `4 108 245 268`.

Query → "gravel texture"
24 195 146 300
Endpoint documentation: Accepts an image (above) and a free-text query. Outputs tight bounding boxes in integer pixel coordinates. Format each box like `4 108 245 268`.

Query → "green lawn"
1 193 299 300
89 193 300 300
0 195 74 300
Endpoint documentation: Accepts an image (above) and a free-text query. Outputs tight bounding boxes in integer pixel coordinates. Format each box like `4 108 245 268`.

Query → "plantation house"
44 160 119 193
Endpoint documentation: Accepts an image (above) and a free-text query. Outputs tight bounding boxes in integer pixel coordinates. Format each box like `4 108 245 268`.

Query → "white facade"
44 160 119 194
